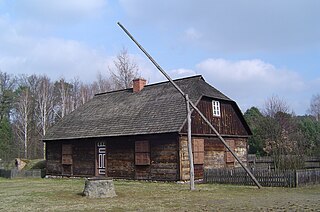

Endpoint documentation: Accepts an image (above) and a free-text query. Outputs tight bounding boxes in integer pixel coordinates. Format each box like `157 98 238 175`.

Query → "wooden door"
62 144 73 176
97 142 106 176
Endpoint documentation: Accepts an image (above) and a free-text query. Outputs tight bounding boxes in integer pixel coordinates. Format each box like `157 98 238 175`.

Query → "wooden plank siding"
181 97 249 136
106 139 135 179
107 134 179 181
45 133 180 181
179 136 248 180
178 96 249 180
46 139 95 177
46 142 62 176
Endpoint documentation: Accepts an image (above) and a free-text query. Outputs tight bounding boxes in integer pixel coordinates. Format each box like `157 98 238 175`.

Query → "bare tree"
93 72 112 94
79 83 93 105
55 78 73 118
34 75 55 158
109 48 140 89
35 75 55 137
309 94 320 121
263 95 290 118
13 86 33 158
70 77 81 111
262 96 304 169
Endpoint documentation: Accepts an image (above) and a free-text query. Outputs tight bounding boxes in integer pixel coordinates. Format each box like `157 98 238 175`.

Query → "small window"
135 141 150 165
192 139 204 165
212 100 221 117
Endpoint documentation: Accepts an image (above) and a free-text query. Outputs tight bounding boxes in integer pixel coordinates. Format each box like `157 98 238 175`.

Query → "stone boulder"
83 177 117 198
15 158 27 171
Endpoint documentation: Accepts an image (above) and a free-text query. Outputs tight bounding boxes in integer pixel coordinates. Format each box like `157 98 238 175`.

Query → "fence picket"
204 168 320 187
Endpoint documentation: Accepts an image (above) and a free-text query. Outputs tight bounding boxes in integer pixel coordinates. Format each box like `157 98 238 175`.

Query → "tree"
263 95 290 118
35 75 55 138
79 83 94 105
55 78 73 118
12 75 45 159
69 77 82 111
308 94 320 121
0 71 16 160
0 117 14 160
244 107 265 156
298 116 320 156
13 86 33 158
34 75 55 158
109 48 140 89
260 96 305 169
263 112 305 169
0 72 16 120
244 96 307 169
93 72 112 94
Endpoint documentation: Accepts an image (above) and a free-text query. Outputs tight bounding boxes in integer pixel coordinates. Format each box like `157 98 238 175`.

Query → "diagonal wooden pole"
118 22 262 189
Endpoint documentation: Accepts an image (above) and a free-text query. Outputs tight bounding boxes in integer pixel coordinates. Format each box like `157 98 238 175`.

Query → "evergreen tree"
0 117 14 160
244 107 266 156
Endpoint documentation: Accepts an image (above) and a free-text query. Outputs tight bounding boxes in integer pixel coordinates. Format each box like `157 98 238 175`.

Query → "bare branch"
109 47 140 89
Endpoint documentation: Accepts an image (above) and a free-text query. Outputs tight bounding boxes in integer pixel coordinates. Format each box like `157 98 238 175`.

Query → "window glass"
212 100 221 117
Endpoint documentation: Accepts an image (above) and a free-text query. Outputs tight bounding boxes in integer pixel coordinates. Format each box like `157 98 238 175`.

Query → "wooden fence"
204 168 320 187
296 169 320 186
0 169 41 179
248 155 320 170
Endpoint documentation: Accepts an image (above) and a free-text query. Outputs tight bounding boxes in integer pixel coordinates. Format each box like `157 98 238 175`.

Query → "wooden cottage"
43 75 252 181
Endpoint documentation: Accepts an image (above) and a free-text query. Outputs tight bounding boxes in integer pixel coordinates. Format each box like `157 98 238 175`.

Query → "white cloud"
0 11 113 82
194 58 308 114
0 37 111 82
197 58 305 92
119 0 320 52
170 68 196 79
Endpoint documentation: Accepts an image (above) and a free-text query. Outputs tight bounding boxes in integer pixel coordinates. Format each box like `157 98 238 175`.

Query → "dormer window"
212 100 221 117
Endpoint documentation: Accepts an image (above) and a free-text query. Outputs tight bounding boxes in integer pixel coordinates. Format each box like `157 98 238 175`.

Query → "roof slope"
44 75 232 141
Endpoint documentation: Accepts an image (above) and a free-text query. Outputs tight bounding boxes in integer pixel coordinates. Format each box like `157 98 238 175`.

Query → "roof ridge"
95 75 203 96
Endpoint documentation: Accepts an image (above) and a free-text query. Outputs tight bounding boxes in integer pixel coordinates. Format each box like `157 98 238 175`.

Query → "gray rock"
83 178 117 198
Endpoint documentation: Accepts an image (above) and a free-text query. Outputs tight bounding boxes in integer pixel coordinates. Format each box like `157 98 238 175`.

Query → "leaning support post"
117 22 262 189
186 94 195 190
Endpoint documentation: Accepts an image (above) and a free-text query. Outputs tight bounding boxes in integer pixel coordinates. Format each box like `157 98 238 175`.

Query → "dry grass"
0 178 319 211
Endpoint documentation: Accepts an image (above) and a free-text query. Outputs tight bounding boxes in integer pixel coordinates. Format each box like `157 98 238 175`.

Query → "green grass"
0 178 319 211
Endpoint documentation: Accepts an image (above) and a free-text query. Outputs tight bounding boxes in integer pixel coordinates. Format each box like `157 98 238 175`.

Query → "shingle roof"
44 75 233 141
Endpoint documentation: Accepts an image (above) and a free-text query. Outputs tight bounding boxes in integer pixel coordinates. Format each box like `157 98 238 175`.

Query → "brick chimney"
133 78 146 92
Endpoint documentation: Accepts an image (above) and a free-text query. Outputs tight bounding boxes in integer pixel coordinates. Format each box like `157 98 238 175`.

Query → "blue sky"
0 0 319 115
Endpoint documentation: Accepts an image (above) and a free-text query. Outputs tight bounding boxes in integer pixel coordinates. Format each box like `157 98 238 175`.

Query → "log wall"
46 139 95 177
106 134 179 181
107 139 135 179
180 136 248 180
46 134 247 180
46 133 180 181
150 138 179 181
46 141 62 176
181 97 249 136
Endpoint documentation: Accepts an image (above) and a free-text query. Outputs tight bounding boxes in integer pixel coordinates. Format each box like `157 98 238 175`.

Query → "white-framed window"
212 100 221 117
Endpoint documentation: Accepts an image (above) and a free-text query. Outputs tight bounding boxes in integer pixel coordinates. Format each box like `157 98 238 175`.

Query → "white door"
97 142 106 175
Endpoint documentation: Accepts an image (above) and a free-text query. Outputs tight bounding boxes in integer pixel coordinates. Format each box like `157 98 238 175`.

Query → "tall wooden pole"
118 22 262 189
186 94 195 190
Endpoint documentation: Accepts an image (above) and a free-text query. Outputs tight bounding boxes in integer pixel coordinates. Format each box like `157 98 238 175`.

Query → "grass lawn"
0 178 319 211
